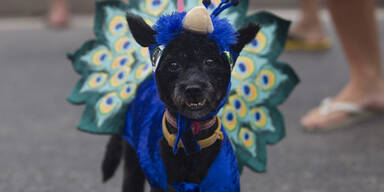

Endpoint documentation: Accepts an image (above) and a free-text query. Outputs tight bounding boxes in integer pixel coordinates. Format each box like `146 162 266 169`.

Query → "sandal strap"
319 98 363 115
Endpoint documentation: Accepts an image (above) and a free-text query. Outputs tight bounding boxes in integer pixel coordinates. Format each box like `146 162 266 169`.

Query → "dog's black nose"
185 85 203 100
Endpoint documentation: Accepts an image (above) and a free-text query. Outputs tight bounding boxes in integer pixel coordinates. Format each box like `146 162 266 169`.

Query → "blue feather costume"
67 0 299 191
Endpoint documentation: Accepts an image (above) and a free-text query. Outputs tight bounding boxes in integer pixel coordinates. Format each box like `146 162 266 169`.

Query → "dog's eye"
205 59 216 67
167 62 181 72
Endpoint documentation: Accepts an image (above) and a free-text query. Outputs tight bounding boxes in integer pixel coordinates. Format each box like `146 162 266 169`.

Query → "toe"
301 108 321 129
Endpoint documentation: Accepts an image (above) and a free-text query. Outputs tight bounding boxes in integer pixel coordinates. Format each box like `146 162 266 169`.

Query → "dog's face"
156 31 230 119
126 14 259 119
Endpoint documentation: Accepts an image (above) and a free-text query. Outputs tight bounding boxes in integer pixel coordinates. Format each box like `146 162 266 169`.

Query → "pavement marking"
0 9 384 31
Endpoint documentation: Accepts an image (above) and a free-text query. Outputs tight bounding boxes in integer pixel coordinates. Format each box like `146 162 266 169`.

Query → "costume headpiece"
150 0 239 73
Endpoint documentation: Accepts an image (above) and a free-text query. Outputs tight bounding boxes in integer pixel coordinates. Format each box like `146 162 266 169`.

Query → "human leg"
287 0 331 50
48 0 70 27
301 0 384 130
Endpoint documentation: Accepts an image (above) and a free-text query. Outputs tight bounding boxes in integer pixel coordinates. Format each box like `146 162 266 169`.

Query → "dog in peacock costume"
67 0 299 191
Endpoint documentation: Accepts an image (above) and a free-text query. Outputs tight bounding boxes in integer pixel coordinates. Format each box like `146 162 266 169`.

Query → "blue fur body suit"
123 76 240 192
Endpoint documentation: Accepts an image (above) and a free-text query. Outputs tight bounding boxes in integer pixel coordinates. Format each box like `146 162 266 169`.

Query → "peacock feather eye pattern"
95 92 124 127
222 106 238 132
256 69 276 91
244 31 267 54
243 24 277 57
92 49 112 66
119 83 137 101
232 56 255 80
114 37 135 54
228 96 247 118
88 73 108 88
111 55 135 69
239 128 255 148
99 92 119 115
145 0 168 16
80 73 109 93
109 16 128 36
237 82 259 103
250 108 268 128
135 63 152 80
109 67 131 88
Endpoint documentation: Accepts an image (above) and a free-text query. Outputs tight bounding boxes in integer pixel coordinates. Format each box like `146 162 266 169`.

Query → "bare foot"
47 0 69 28
363 82 384 110
289 20 328 43
301 102 349 130
301 80 384 130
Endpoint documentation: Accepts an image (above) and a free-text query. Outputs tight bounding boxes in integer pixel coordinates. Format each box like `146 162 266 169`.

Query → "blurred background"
1 0 384 17
0 0 383 192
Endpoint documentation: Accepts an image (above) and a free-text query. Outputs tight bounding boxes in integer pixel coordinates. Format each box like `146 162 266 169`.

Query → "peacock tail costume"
68 0 299 190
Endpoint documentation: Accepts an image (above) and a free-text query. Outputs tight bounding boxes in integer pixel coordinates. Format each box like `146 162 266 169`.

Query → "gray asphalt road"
0 15 383 192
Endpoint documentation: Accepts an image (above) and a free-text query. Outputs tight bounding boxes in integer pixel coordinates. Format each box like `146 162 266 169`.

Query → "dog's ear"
231 23 260 54
126 13 157 47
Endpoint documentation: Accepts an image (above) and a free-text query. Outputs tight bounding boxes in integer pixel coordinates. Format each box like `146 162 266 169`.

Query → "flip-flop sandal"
303 98 376 132
285 34 332 51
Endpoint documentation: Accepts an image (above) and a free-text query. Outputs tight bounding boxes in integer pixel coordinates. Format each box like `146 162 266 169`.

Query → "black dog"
101 13 259 192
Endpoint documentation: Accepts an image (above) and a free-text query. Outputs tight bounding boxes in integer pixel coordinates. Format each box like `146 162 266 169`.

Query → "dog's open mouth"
185 99 207 110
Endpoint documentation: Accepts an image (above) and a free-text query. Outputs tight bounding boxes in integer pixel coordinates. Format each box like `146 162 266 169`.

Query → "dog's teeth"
186 102 197 107
198 99 206 106
186 99 206 108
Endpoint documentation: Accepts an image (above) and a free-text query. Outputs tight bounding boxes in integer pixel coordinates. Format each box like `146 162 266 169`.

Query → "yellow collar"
162 113 224 149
